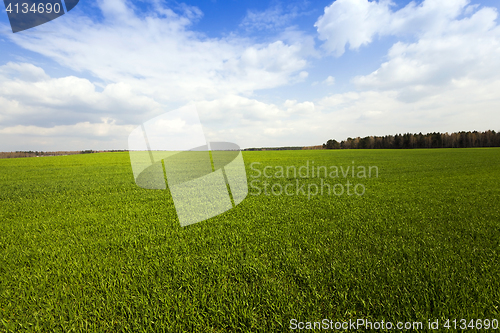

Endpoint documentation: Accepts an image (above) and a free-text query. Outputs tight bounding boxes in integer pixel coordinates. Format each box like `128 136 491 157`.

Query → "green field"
1 149 499 332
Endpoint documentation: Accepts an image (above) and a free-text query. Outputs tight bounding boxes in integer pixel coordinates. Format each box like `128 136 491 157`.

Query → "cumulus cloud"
197 77 500 148
0 62 50 82
0 62 166 152
2 73 500 151
317 78 500 139
0 62 162 128
284 99 315 114
0 118 134 137
0 117 136 151
353 5 500 93
323 76 335 85
315 0 475 56
316 0 500 103
6 0 311 103
315 0 394 57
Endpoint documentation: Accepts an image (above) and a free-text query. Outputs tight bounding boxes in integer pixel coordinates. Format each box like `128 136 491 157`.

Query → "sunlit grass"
0 149 499 332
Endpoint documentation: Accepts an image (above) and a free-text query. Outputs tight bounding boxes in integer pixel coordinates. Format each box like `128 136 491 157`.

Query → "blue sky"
1 0 500 150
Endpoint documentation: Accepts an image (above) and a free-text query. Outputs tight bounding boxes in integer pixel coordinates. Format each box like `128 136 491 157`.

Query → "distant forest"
323 130 500 149
0 150 127 159
2 131 499 158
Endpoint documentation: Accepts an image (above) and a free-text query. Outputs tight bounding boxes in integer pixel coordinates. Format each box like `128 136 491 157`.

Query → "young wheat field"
0 148 499 332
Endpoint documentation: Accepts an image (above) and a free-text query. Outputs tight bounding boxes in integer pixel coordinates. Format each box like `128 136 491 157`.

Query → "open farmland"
0 149 499 332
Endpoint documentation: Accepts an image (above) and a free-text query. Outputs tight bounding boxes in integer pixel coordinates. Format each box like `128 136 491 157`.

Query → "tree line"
244 146 304 151
0 150 128 159
323 130 500 149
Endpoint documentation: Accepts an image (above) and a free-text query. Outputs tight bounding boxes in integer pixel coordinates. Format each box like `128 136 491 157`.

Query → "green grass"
0 149 499 332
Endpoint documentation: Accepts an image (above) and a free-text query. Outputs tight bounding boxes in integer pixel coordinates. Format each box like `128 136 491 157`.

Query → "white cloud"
0 62 50 82
194 95 323 147
323 76 335 85
316 0 500 104
0 117 136 151
0 118 134 137
315 0 474 56
0 62 162 128
240 2 308 31
315 0 393 56
317 78 500 139
2 77 500 151
299 71 309 79
196 78 500 147
6 0 311 103
284 99 315 114
352 3 500 101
